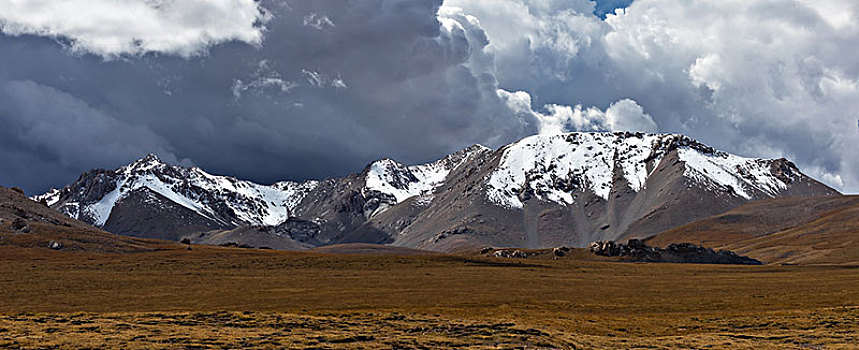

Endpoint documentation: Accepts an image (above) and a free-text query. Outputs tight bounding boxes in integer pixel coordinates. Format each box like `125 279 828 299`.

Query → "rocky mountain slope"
375 132 836 251
36 132 838 251
1 186 172 252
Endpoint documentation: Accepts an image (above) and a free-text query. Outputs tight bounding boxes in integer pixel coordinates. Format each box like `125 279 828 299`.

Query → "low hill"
0 186 175 253
648 195 859 264
725 202 859 264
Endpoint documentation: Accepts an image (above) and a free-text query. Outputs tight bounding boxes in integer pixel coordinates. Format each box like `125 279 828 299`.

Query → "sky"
0 0 857 195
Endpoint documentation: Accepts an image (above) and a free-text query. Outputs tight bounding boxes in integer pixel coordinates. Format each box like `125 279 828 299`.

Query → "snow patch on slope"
487 133 666 209
365 159 422 203
87 180 126 226
134 174 225 223
274 181 321 215
365 145 490 203
54 153 322 228
678 148 789 199
31 188 61 206
185 168 318 226
486 132 795 209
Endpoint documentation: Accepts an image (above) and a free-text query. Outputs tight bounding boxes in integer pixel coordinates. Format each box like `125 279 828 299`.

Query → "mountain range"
34 132 838 252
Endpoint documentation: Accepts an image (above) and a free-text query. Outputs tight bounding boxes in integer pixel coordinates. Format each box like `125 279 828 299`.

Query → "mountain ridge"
34 132 838 251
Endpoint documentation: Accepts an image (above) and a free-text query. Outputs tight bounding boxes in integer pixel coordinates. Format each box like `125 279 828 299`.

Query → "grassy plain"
1 246 858 349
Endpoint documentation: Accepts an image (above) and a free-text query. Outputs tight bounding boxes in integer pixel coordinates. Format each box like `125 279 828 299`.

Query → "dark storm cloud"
0 0 536 194
0 79 180 190
2 0 857 195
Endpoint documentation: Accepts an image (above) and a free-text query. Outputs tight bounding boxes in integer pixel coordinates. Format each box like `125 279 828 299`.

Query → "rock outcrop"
589 239 762 265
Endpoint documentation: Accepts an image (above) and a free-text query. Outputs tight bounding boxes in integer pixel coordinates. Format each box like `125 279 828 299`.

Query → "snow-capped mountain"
36 132 837 250
36 145 489 241
39 154 312 228
486 133 801 209
364 144 490 204
376 132 836 251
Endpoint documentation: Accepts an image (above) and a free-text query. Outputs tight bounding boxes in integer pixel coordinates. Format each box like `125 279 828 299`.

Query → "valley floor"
1 246 858 349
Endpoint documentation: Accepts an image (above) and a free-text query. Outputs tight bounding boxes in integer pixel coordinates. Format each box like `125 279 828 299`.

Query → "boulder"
492 250 511 258
433 227 482 243
511 250 528 258
11 218 30 233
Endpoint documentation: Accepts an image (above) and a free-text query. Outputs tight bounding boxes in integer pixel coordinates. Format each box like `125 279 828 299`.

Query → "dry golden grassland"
1 246 858 349
648 196 859 265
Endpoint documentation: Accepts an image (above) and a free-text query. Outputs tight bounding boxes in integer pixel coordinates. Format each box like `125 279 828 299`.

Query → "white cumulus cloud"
605 99 658 133
499 89 657 135
0 0 268 57
448 0 859 192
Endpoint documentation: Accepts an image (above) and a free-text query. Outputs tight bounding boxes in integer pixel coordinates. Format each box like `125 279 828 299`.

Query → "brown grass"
649 195 859 264
1 246 858 349
725 204 859 264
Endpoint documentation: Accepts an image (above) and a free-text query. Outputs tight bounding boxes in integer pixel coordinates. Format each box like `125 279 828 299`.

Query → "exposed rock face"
103 187 229 241
11 218 30 233
185 217 322 251
36 132 837 251
273 217 322 244
589 239 762 265
1 186 166 253
552 246 569 257
491 249 529 259
431 227 484 244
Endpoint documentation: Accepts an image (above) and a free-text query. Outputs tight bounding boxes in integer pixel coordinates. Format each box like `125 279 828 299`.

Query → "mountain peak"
463 144 492 152
486 132 820 209
120 153 168 174
361 145 491 204
141 153 161 162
